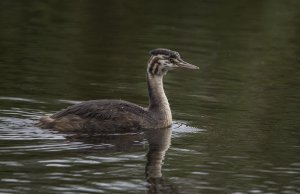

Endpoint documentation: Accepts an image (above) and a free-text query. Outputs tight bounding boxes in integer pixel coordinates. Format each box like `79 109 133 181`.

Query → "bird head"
147 48 198 76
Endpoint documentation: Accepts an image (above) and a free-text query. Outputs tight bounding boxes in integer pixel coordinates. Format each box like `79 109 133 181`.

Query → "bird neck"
146 72 172 125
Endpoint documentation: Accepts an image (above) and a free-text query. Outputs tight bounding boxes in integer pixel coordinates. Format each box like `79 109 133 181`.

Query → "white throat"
147 73 172 126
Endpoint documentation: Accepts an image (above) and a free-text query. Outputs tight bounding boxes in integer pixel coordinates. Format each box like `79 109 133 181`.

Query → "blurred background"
0 0 299 193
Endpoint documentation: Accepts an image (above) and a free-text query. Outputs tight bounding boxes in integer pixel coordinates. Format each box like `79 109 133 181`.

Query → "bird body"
37 48 198 133
38 100 153 132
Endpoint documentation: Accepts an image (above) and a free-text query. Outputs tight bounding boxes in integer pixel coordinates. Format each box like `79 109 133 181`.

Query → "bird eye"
169 58 175 63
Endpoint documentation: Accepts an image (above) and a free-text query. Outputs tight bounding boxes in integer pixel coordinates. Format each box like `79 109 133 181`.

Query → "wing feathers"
51 100 149 120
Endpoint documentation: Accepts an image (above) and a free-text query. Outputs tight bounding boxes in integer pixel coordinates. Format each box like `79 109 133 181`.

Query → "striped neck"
146 57 172 126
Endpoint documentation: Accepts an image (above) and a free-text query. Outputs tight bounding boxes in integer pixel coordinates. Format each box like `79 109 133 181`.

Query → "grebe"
37 48 198 132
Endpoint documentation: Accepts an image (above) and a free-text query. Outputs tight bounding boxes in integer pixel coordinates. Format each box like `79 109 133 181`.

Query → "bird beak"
176 59 199 70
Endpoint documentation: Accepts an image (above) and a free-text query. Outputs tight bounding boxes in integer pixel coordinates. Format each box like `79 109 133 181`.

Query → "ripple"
0 142 108 153
172 121 205 136
191 171 209 175
1 178 31 183
93 180 146 191
0 161 24 167
0 96 44 103
0 117 65 141
39 158 101 165
0 108 44 118
56 99 83 105
49 185 105 193
45 164 72 167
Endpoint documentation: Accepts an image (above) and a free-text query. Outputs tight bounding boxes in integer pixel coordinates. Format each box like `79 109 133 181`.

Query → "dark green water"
1 0 300 193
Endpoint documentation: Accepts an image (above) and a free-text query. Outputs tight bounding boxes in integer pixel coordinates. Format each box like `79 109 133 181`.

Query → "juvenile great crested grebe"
37 48 198 132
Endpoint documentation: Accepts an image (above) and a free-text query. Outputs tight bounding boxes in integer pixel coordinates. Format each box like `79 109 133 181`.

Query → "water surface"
0 0 300 193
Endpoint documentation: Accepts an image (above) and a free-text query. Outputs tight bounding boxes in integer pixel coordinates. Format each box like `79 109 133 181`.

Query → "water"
1 0 300 193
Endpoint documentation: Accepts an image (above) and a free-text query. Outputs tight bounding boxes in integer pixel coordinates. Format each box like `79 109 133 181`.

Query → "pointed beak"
176 59 199 70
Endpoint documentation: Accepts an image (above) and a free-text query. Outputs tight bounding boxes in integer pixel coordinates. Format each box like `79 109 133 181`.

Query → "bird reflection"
65 127 175 193
145 127 175 194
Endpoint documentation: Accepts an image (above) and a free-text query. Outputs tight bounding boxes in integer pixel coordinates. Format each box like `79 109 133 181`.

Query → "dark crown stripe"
150 48 179 58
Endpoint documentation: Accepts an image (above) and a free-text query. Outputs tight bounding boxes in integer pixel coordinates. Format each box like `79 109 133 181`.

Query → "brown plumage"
36 48 198 133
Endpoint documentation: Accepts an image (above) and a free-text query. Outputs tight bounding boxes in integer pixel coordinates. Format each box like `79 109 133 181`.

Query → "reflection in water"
145 127 174 194
66 127 174 194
